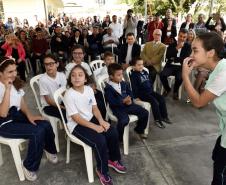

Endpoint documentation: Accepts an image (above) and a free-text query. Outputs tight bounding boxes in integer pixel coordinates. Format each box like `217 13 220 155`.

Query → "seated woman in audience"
39 54 67 120
64 65 126 185
1 34 26 81
65 44 92 78
0 57 57 181
130 57 172 128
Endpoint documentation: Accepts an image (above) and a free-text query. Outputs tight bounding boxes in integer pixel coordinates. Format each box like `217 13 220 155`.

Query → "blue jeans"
0 111 56 172
72 117 121 176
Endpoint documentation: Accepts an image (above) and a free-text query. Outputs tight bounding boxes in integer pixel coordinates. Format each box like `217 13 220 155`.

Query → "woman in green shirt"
182 32 226 185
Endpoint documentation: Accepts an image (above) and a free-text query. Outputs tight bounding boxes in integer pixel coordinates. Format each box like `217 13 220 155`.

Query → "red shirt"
147 21 164 41
32 38 49 54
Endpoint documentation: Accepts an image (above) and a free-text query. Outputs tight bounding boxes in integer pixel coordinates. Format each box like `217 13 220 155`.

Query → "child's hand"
94 125 105 133
100 120 110 132
123 96 132 105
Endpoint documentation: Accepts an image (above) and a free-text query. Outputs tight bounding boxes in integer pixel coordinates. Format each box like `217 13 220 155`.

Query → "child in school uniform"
95 51 115 80
63 65 126 185
104 63 149 141
39 54 67 120
0 57 57 181
130 57 172 128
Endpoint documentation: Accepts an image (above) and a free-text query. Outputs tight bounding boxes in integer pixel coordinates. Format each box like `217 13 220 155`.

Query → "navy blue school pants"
43 105 67 121
112 104 149 141
72 117 121 176
0 114 56 172
140 92 168 121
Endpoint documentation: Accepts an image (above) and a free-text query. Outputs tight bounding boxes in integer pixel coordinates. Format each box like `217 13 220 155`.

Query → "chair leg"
49 117 60 153
123 125 130 155
0 144 3 166
178 84 183 100
66 137 70 164
10 144 25 181
84 146 94 183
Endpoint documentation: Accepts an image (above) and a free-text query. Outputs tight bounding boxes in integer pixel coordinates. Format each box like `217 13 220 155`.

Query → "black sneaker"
155 120 165 128
162 118 172 124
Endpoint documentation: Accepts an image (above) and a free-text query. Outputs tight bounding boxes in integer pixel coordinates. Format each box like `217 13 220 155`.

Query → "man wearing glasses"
141 29 166 83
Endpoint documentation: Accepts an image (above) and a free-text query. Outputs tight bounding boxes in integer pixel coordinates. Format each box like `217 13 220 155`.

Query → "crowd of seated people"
0 9 225 185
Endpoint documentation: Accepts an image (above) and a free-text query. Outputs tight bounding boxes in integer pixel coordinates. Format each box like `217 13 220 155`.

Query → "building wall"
2 0 63 26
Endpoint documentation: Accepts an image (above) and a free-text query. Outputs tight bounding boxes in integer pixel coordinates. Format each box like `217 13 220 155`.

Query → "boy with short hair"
104 63 149 141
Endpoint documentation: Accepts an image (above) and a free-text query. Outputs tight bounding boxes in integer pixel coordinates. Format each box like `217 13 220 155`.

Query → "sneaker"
22 163 37 181
45 151 58 164
186 98 191 103
162 118 172 124
96 169 113 185
138 133 148 139
173 93 179 100
108 160 127 174
155 120 165 128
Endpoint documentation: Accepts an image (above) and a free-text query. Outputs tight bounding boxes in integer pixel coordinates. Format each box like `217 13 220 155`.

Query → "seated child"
95 51 115 80
130 57 172 128
64 65 126 185
39 54 67 120
104 63 149 140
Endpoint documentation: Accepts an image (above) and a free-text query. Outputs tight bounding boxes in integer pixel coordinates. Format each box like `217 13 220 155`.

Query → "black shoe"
155 120 165 128
162 118 172 124
162 90 170 97
173 93 179 100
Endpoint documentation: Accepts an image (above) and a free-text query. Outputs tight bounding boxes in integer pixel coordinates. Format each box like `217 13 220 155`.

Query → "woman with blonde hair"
1 34 26 81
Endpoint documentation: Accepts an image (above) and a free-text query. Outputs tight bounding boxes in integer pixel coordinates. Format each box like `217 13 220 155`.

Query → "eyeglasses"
73 52 83 55
44 62 56 67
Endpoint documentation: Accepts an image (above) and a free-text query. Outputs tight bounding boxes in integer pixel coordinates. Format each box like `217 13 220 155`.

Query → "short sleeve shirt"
205 58 226 148
0 82 24 110
63 86 97 133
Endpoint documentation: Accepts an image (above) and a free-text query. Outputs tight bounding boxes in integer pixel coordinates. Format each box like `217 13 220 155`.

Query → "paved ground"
0 83 219 185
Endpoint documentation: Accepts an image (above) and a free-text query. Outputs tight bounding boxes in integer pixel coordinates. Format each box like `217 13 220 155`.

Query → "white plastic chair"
53 87 94 183
30 75 61 152
89 60 105 79
125 66 151 135
0 137 26 181
97 74 139 155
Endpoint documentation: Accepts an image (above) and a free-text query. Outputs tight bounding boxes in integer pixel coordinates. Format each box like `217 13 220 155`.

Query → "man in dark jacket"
160 28 192 100
118 32 141 69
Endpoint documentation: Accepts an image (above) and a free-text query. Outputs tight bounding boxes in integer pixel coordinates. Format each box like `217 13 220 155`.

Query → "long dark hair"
67 64 91 87
0 57 24 90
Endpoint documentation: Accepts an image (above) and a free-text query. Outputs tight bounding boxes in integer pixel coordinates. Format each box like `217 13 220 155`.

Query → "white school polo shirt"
0 81 24 110
65 62 92 78
63 86 97 133
39 72 67 107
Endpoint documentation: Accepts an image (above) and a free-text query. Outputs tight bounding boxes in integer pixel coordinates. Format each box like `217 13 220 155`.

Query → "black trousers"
160 64 182 93
17 61 26 81
113 104 149 141
146 65 158 84
211 136 226 185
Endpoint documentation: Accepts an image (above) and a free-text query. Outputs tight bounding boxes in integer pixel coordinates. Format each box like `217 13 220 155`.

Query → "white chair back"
53 87 69 134
30 74 44 114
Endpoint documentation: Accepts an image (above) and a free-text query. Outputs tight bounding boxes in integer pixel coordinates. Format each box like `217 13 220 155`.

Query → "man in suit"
160 28 192 100
118 32 141 70
141 29 166 83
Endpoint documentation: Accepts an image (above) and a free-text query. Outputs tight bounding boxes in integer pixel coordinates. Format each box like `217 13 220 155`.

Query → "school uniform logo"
88 99 93 105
